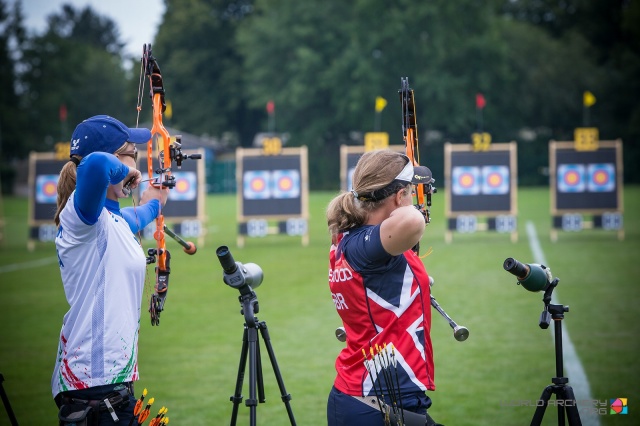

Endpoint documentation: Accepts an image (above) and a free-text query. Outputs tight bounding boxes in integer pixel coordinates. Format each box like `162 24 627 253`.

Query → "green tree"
499 0 640 182
236 0 515 188
19 4 131 156
235 0 638 187
151 0 259 144
0 0 28 192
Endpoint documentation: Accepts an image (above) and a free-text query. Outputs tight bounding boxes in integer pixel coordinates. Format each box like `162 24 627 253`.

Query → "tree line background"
1 0 638 192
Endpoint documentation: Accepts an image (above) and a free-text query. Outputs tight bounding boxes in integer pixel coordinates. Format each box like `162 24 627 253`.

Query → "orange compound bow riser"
399 77 435 226
140 44 201 326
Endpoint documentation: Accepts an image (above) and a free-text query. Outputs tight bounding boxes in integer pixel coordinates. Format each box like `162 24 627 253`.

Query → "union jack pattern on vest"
329 226 434 397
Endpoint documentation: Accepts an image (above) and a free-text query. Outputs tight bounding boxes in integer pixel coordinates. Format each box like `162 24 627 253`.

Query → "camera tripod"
229 289 297 426
530 278 582 426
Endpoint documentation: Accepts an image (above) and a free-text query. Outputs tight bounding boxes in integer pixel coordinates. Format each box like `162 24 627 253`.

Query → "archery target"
237 147 308 228
36 175 59 203
452 166 481 195
482 166 509 195
557 164 586 193
445 142 516 216
272 169 300 199
550 141 622 215
169 171 196 201
243 170 271 199
587 163 615 192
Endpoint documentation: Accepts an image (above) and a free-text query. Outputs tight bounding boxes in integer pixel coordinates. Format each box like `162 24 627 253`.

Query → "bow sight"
151 137 202 188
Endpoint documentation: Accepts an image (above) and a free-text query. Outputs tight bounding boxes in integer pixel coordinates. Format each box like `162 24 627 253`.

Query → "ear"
394 188 405 207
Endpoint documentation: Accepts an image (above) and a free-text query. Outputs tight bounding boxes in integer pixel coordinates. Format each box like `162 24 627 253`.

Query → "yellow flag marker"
583 91 596 107
375 96 387 112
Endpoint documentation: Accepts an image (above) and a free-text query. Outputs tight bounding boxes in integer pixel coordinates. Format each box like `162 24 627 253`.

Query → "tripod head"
216 246 264 327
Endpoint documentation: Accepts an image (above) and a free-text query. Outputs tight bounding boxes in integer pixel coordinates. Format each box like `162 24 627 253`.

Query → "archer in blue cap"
52 115 168 424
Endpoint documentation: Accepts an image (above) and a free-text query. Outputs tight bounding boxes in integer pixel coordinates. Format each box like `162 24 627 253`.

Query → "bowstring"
134 45 156 303
136 45 147 128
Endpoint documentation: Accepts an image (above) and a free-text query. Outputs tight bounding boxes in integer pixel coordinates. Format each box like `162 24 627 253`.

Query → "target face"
587 163 615 192
272 169 300 199
244 170 271 199
482 165 509 195
169 171 196 201
557 164 586 193
36 175 59 203
452 166 481 195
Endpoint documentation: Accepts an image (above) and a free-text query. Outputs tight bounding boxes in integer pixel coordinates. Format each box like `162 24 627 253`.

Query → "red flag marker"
59 104 68 122
266 100 275 114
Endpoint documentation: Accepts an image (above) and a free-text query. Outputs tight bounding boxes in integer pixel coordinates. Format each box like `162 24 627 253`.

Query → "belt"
55 382 133 414
351 395 439 426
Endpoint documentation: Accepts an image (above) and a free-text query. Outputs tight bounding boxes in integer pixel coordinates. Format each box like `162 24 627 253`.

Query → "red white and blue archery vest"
329 227 434 396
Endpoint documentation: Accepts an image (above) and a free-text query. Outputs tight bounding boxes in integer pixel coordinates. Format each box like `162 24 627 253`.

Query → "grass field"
0 187 638 425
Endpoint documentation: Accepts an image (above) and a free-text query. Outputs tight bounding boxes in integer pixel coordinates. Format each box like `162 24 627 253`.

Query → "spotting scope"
503 257 553 292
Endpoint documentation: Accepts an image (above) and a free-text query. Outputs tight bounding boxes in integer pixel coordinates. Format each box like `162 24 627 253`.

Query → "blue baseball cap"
70 115 151 157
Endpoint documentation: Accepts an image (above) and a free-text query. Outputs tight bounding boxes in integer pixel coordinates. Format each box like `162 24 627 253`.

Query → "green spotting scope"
503 257 552 292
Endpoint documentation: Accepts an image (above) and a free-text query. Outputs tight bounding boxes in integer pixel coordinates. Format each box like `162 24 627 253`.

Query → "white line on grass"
0 256 58 274
526 221 601 426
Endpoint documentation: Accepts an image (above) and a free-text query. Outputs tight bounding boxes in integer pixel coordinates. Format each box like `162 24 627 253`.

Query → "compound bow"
399 77 436 253
139 44 201 325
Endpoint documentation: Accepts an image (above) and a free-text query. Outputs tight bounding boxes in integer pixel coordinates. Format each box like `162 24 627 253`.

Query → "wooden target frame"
549 139 624 241
444 142 518 243
236 146 309 247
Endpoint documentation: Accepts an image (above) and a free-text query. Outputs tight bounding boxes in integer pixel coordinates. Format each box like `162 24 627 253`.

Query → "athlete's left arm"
121 199 161 233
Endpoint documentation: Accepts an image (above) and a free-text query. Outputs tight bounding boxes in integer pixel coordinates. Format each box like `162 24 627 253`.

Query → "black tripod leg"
247 327 259 426
258 322 297 426
230 327 249 426
558 400 566 426
0 374 18 426
530 385 554 426
255 337 266 404
558 386 582 426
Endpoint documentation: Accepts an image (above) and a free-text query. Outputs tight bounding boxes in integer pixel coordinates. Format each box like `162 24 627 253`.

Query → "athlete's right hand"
116 167 142 198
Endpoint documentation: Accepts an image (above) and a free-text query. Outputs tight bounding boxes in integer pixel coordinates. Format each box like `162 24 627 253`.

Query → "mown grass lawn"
0 187 638 425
